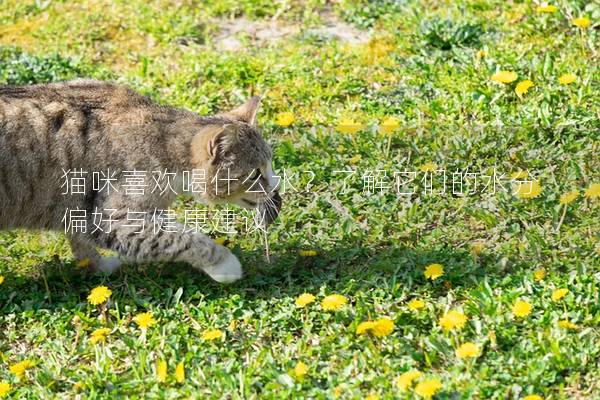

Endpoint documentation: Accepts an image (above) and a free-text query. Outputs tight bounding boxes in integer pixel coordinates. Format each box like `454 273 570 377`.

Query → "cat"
0 79 282 283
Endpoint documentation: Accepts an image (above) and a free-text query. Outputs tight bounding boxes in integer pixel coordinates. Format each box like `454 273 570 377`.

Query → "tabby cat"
0 80 282 283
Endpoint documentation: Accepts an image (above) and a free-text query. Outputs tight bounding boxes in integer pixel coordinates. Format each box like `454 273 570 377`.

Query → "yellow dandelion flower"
0 382 11 397
355 318 394 337
336 118 364 135
214 236 227 245
396 370 422 391
560 190 579 205
491 71 518 83
134 312 156 330
275 112 295 127
408 299 425 311
558 73 576 85
414 379 443 399
202 329 223 341
175 361 185 383
156 360 167 383
348 154 362 164
533 268 546 281
228 319 238 331
523 395 544 400
295 293 316 307
356 321 376 335
334 385 343 397
511 170 529 180
294 361 308 381
299 250 317 257
424 263 444 280
89 328 111 344
76 257 91 269
584 183 600 199
9 360 33 378
371 318 394 337
557 320 578 330
551 288 569 301
379 116 400 135
512 300 532 317
536 4 557 13
476 49 488 58
515 80 534 97
365 394 380 400
420 162 437 172
156 359 167 383
572 17 591 28
516 181 542 199
456 342 480 359
87 285 112 306
439 310 467 331
0 276 4 285
321 294 347 311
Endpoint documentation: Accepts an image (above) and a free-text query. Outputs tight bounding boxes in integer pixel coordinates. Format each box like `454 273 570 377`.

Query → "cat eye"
251 168 262 180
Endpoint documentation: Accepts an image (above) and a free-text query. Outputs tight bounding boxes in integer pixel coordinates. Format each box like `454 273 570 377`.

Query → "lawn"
0 0 599 399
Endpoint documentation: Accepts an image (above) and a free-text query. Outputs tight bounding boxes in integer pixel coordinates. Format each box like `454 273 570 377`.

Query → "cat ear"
207 124 236 164
222 96 261 125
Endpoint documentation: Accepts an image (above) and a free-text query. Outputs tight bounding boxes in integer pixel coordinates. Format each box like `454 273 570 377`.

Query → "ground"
0 0 599 399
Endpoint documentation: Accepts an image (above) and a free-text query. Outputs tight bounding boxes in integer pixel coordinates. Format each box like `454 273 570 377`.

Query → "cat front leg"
68 234 101 269
90 213 243 283
170 232 243 283
182 245 242 283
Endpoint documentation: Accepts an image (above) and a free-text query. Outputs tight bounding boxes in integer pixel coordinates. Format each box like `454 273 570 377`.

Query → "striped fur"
0 80 281 282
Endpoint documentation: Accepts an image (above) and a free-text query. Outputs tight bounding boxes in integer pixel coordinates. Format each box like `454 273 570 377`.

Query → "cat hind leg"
68 234 122 274
97 256 122 274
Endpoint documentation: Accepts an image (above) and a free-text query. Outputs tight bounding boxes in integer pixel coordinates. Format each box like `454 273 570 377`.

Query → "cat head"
190 97 281 225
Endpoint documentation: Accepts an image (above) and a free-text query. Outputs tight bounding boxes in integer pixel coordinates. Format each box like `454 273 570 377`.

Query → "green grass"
0 0 599 398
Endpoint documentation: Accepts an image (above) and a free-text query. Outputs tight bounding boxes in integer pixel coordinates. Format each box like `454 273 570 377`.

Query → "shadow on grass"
0 235 500 313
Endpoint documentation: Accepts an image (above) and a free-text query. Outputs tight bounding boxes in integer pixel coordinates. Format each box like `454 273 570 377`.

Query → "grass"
0 0 599 398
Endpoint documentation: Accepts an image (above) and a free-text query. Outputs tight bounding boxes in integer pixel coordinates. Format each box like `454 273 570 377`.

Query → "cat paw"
202 252 243 283
97 256 122 274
